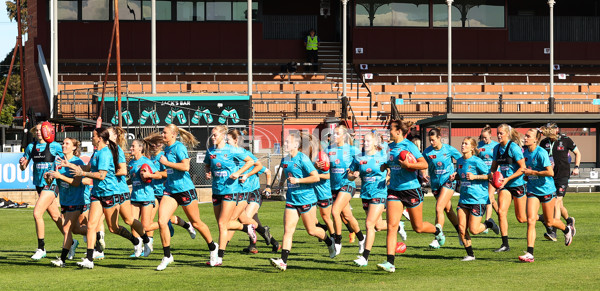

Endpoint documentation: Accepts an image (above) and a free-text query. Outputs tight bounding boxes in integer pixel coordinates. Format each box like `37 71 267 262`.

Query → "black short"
432 179 456 198
40 184 59 197
156 195 164 204
285 202 316 214
91 194 122 209
164 189 197 206
526 192 556 203
554 180 568 197
332 185 356 200
60 204 87 214
362 198 387 211
387 188 424 208
499 185 526 198
131 200 156 207
317 198 333 208
212 194 235 206
234 192 248 205
247 190 262 206
119 192 131 202
457 203 486 217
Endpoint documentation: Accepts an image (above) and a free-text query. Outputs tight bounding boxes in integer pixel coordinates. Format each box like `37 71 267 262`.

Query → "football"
40 121 55 143
140 163 153 183
399 150 417 172
317 151 330 171
492 171 504 189
395 242 407 254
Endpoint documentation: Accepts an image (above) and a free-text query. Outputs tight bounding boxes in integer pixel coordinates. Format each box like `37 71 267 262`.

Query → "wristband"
574 165 579 169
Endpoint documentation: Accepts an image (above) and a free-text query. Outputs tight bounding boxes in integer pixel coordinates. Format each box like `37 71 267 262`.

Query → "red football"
140 163 153 183
399 150 417 172
318 151 330 171
40 121 55 143
395 242 407 254
492 171 504 189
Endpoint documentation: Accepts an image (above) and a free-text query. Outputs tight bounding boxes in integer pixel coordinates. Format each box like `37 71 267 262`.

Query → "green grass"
1 193 599 290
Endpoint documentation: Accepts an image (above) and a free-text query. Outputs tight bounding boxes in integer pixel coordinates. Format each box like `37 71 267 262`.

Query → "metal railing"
252 96 341 119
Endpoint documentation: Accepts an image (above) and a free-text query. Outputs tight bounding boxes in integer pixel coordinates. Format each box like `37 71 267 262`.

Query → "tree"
0 74 21 126
5 0 28 34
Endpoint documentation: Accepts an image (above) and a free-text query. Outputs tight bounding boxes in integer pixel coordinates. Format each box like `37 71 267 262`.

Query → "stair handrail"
390 96 402 121
350 65 374 119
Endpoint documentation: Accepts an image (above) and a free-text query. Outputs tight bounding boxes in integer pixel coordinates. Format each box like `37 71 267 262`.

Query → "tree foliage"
5 0 28 35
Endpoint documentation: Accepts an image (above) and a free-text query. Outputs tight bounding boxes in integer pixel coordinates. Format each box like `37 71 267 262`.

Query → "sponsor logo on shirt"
216 162 222 168
335 159 340 164
437 161 442 167
458 164 463 169
366 168 372 173
429 155 437 159
210 155 216 159
360 160 367 165
329 152 336 156
282 164 288 168
480 148 485 152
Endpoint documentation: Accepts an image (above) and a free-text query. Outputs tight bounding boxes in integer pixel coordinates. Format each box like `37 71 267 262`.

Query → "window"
356 0 429 27
232 1 258 21
433 0 504 28
196 2 205 21
177 2 194 21
82 0 110 20
206 1 231 21
58 0 78 20
142 1 172 20
117 0 141 20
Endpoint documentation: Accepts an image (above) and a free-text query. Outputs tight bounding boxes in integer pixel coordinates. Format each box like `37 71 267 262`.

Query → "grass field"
1 193 599 290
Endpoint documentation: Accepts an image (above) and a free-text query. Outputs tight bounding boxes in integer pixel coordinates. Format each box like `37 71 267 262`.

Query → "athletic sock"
538 214 544 222
527 246 534 255
163 246 171 257
562 226 570 234
96 232 101 241
566 217 574 225
218 249 225 258
60 248 69 262
253 213 262 227
355 231 365 241
256 225 266 236
182 222 191 229
141 234 150 244
362 249 370 261
316 223 328 232
208 241 217 251
334 234 342 244
452 224 460 233
281 249 290 264
386 254 395 265
434 228 441 236
86 248 94 261
37 238 45 250
241 225 249 232
501 236 509 247
344 223 353 233
324 235 333 246
465 246 474 257
484 220 493 229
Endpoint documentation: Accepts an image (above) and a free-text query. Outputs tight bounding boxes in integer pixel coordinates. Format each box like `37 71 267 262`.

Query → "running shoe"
143 240 153 257
402 209 411 221
353 255 368 267
168 221 175 237
134 238 144 257
482 228 489 234
271 240 281 253
568 217 576 237
148 237 154 252
270 258 287 271
31 249 46 260
349 232 356 243
208 257 223 267
93 250 105 260
429 239 440 249
461 256 476 262
51 258 65 267
263 225 273 245
494 245 510 252
247 246 259 254
376 261 395 273
518 252 534 263
358 237 366 255
335 243 342 256
328 237 336 258
565 225 574 246
398 221 407 241
209 243 219 265
435 224 446 246
247 224 258 244
544 231 557 242
77 258 94 269
185 222 196 239
98 231 106 251
67 239 79 260
156 255 173 271
487 218 500 235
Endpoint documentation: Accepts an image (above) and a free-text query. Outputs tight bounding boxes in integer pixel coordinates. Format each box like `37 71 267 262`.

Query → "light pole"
342 0 348 99
447 0 453 114
151 0 156 94
548 0 555 114
248 0 253 98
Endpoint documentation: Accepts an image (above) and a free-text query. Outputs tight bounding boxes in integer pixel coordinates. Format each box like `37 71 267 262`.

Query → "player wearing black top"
539 123 580 241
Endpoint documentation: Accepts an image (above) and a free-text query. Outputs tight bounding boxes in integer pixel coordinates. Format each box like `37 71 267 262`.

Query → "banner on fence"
0 153 34 190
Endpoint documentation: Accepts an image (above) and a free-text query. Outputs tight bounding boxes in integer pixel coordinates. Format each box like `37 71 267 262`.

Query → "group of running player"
21 120 578 272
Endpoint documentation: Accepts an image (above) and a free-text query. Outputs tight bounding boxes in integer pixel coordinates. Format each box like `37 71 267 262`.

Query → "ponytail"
298 131 318 161
143 131 163 156
109 126 127 149
498 123 523 147
96 127 121 172
167 124 199 149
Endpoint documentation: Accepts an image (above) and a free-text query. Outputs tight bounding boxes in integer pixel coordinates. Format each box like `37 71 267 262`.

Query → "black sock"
452 224 460 233
363 249 370 261
316 223 327 232
241 225 249 232
465 246 474 257
37 238 45 250
182 222 191 229
163 246 171 257
324 235 333 246
527 246 534 255
484 220 493 229
562 227 570 234
566 217 573 225
281 249 290 264
94 243 102 252
117 226 137 244
270 237 278 246
345 223 353 233
501 236 509 247
96 232 101 241
355 231 365 241
60 248 69 262
387 254 395 265
253 213 262 227
434 228 441 236
538 214 544 222
141 234 150 244
218 249 225 258
208 241 217 251
334 234 342 244
86 248 94 261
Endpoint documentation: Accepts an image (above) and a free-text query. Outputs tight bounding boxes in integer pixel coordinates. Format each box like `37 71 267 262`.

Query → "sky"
0 2 18 62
